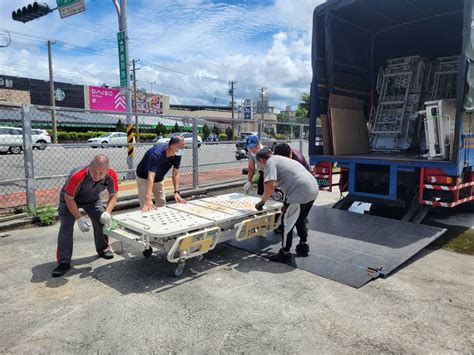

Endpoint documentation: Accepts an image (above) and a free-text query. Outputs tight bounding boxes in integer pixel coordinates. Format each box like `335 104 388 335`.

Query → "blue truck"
309 0 473 220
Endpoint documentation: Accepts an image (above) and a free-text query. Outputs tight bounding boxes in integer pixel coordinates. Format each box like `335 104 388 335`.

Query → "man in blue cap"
243 135 265 195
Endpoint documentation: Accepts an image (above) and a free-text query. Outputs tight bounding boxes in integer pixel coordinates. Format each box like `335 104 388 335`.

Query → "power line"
1 29 266 90
0 30 286 105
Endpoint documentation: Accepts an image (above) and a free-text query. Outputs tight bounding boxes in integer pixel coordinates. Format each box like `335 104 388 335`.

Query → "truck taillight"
425 175 453 184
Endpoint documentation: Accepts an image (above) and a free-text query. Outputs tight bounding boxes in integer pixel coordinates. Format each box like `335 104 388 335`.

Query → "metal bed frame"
104 193 283 277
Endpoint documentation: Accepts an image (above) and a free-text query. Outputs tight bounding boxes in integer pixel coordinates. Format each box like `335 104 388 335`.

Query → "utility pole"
132 58 140 142
113 0 134 178
229 81 237 138
258 87 266 139
47 40 57 144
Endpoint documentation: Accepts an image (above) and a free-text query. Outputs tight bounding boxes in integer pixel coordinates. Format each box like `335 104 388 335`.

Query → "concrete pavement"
0 190 473 353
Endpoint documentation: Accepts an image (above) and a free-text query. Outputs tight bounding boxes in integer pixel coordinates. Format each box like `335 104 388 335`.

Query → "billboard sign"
136 91 163 114
89 86 126 112
30 79 85 108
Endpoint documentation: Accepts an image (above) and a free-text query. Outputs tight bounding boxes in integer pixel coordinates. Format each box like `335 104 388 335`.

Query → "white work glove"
243 181 252 193
100 212 112 228
77 216 91 233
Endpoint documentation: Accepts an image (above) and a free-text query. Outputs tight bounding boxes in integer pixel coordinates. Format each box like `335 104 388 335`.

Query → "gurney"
104 193 283 277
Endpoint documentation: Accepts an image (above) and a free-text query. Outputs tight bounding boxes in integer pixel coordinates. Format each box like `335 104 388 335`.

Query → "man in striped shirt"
52 155 119 277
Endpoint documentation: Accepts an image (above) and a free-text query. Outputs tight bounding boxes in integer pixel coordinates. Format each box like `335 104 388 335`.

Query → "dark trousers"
56 200 110 264
280 200 314 252
257 170 264 195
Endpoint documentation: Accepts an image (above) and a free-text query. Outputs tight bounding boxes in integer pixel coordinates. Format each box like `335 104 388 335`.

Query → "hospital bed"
104 193 283 276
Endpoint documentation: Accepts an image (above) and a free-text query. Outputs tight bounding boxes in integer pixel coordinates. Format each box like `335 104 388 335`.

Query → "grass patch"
30 206 57 226
429 222 474 255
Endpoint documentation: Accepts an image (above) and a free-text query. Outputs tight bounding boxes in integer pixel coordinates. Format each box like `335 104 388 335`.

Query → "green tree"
299 92 310 111
173 122 180 133
277 111 290 123
295 92 310 124
155 123 167 136
225 127 234 141
116 119 125 132
202 123 210 140
276 111 291 135
212 124 220 135
264 127 276 137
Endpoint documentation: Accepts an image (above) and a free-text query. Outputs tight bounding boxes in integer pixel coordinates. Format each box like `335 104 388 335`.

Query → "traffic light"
12 2 52 23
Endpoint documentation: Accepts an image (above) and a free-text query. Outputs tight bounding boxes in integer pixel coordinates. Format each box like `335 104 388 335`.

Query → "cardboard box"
330 108 370 155
324 94 365 155
328 94 364 111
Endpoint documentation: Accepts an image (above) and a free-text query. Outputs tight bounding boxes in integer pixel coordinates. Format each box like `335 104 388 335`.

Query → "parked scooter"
235 147 248 160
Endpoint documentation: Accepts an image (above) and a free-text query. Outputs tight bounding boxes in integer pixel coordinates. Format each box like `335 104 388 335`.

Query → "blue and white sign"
243 106 252 120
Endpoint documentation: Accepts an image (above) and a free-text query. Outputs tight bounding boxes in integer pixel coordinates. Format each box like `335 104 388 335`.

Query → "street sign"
117 31 128 88
243 106 252 120
56 0 85 19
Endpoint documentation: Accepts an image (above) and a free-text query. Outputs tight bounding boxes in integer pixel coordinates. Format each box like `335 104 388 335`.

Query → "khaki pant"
136 177 166 208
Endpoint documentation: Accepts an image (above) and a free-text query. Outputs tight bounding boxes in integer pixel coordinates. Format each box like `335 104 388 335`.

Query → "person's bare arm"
261 180 277 202
142 171 156 212
64 193 82 219
172 167 186 203
105 193 118 213
247 159 256 182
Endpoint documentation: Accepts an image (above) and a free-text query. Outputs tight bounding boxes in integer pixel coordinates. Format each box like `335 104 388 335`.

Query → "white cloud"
0 0 325 111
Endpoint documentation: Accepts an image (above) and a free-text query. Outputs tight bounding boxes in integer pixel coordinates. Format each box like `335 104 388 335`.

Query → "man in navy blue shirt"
136 135 186 211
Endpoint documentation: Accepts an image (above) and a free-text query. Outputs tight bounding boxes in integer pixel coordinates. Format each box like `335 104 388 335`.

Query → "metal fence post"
192 117 199 189
21 104 36 211
299 124 304 153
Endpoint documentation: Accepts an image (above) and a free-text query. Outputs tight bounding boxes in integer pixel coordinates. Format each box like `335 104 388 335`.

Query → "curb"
0 179 245 232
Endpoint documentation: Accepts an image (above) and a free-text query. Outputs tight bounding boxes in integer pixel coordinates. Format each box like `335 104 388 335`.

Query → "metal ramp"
226 206 446 288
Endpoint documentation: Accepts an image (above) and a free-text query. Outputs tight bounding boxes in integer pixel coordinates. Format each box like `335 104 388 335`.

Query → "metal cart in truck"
309 0 473 220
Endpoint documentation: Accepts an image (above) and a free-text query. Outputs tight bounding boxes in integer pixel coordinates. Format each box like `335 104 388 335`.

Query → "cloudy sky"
0 0 324 111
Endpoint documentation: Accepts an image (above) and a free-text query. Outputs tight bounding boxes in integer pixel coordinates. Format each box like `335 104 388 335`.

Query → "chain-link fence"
0 103 309 215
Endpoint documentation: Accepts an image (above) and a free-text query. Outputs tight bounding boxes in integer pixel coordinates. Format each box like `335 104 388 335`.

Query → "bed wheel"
143 247 153 258
168 262 185 277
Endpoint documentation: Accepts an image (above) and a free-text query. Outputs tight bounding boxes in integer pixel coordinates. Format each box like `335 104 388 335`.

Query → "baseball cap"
246 135 259 149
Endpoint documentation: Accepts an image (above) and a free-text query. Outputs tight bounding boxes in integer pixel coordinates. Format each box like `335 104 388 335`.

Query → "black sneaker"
269 249 291 263
99 250 114 259
52 263 71 278
296 242 309 257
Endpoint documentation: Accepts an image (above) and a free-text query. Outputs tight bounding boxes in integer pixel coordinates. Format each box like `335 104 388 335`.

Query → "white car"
153 132 202 148
0 126 23 154
0 126 52 154
32 129 51 150
88 132 133 148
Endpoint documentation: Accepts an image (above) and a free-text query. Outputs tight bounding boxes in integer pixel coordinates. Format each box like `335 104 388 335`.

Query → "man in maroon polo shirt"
52 155 119 277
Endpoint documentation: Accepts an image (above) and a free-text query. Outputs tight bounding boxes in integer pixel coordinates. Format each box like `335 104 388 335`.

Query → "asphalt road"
0 189 472 353
0 140 308 181
0 142 237 179
0 141 309 207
